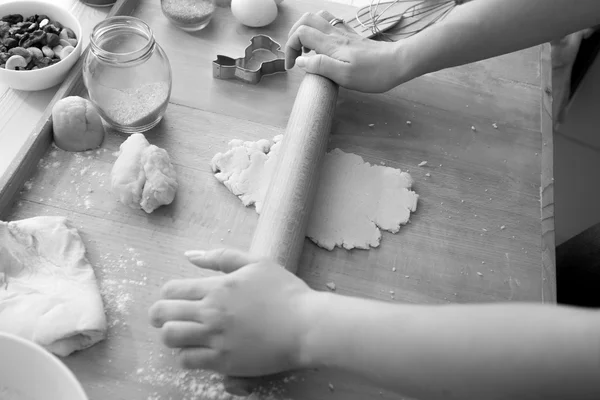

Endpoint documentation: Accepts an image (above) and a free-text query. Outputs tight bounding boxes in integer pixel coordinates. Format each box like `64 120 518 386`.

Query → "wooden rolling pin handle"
224 73 339 396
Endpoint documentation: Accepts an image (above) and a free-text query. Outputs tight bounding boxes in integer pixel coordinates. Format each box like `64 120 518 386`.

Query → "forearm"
397 0 600 81
304 293 600 400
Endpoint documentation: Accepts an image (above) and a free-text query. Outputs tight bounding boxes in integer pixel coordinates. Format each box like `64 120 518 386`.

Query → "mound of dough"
111 133 178 213
211 136 419 250
52 96 105 152
0 216 107 356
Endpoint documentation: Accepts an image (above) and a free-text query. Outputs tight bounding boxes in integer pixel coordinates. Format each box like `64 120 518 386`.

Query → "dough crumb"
492 123 498 129
326 282 336 291
425 173 431 177
406 120 412 125
500 225 506 230
405 275 409 279
368 123 375 127
328 383 335 391
392 267 396 272
418 161 427 167
471 126 476 131
477 272 483 276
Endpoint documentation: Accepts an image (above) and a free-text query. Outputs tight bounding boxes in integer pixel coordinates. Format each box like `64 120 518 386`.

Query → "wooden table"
0 0 555 399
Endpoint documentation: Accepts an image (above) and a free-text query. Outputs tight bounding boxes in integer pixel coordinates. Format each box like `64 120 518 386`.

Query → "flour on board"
211 136 419 250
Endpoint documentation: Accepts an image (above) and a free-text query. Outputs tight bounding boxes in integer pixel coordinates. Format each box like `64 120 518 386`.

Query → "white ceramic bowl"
0 0 84 91
0 332 88 400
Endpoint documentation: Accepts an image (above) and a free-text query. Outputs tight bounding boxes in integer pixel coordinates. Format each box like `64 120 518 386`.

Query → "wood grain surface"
0 0 554 399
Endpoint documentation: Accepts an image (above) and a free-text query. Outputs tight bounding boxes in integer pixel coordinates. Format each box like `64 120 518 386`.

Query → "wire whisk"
347 0 470 41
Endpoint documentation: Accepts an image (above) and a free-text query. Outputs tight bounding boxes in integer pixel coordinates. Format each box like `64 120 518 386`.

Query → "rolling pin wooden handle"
224 73 339 396
249 72 339 271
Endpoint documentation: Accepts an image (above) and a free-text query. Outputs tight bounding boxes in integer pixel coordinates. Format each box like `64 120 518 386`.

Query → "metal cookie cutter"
212 35 286 84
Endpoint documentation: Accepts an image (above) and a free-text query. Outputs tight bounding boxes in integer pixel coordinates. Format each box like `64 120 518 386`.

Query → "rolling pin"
223 14 340 395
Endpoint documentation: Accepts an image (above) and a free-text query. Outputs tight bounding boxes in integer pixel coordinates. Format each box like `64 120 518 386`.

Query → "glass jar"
83 17 172 133
161 0 216 32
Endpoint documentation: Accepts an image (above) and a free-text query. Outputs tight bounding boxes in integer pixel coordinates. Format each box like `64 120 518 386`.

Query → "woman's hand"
148 248 322 377
285 11 411 93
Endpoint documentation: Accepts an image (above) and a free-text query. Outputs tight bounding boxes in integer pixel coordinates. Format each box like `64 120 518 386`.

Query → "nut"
59 45 74 60
8 47 32 63
26 22 38 32
1 14 24 25
2 37 17 49
46 33 59 47
39 18 49 28
43 24 60 35
52 44 63 58
36 56 52 67
21 30 45 48
53 20 63 30
0 21 10 37
67 38 78 47
64 27 76 39
59 38 71 48
41 45 54 58
27 46 43 60
0 53 9 63
5 54 27 70
59 29 69 41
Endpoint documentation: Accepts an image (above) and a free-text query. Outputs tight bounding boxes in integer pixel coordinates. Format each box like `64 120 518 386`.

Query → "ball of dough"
52 96 105 152
231 0 278 27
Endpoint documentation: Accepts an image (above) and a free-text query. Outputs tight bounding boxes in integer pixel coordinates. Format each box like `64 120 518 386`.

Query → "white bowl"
0 332 88 400
0 0 84 91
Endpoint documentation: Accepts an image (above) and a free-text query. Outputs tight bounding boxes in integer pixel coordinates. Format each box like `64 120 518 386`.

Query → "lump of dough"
0 216 107 356
140 145 178 213
211 136 419 251
111 133 178 213
52 96 105 152
111 133 150 209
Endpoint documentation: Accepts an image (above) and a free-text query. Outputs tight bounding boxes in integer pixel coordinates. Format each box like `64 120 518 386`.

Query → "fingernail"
296 57 306 69
184 250 205 259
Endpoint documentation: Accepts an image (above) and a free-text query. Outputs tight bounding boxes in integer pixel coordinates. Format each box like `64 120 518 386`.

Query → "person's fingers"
287 11 334 39
316 10 336 23
149 299 202 328
285 26 332 69
161 321 211 348
295 54 348 83
185 248 260 274
178 346 221 370
160 277 220 300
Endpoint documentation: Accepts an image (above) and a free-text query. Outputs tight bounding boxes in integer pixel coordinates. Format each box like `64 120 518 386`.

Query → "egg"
231 0 278 27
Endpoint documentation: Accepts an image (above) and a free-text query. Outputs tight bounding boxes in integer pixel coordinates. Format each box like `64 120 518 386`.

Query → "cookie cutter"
212 35 286 85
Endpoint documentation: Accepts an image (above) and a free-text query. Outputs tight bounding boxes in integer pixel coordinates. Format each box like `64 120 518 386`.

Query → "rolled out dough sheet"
211 136 419 250
0 216 107 356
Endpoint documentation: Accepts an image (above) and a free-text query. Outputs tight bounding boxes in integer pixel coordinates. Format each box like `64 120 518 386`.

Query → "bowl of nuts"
0 0 83 91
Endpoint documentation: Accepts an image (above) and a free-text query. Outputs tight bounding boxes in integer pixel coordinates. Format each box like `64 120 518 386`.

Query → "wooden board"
0 0 554 399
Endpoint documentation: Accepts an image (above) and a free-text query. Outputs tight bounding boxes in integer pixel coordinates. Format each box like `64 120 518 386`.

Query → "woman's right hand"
285 11 414 93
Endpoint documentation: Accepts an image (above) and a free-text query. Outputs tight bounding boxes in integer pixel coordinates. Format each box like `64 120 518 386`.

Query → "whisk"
347 0 471 41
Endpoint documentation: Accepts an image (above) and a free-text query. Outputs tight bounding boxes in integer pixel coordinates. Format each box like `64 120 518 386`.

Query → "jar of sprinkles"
161 0 216 32
83 16 172 133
